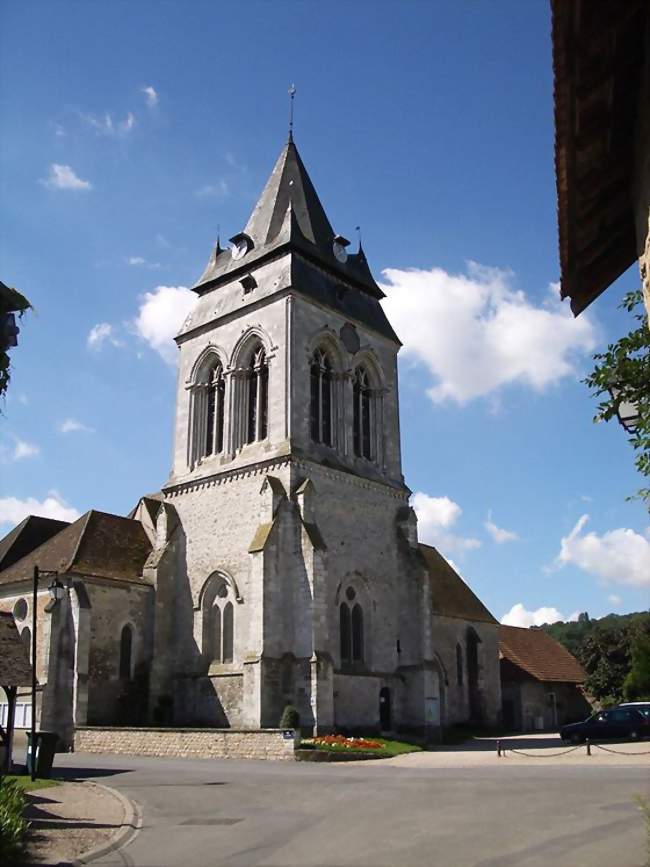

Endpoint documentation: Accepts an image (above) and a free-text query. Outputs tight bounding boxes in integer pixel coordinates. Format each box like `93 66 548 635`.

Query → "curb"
64 781 142 866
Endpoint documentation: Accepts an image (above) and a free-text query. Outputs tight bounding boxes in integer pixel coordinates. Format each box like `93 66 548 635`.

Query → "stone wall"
74 727 297 761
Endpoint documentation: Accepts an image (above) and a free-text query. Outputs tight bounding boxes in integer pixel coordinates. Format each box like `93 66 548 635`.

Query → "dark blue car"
559 707 649 744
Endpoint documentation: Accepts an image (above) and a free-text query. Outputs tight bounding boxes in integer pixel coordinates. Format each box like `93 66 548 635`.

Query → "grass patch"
1 775 61 793
305 736 422 758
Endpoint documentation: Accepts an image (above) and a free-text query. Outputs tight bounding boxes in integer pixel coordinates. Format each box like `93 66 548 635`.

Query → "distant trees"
541 610 650 704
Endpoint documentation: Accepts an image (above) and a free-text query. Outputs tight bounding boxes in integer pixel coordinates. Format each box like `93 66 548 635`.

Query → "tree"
584 288 650 504
623 633 650 701
579 625 631 703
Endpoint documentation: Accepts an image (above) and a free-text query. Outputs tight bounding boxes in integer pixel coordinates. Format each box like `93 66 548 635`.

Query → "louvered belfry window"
353 366 372 459
246 345 268 444
310 348 333 446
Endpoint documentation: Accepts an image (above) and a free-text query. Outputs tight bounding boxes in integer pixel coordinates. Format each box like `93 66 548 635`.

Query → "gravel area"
24 781 130 865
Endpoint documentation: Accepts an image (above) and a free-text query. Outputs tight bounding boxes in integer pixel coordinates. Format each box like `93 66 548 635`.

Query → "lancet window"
353 366 372 459
119 624 133 680
204 363 226 457
310 348 333 446
339 587 364 666
204 580 235 665
246 345 268 444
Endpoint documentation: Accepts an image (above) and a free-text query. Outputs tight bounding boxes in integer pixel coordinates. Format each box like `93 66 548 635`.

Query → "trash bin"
26 731 59 778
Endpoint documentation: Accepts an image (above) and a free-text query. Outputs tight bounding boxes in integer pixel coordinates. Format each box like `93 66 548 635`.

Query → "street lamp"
607 384 641 434
29 567 64 781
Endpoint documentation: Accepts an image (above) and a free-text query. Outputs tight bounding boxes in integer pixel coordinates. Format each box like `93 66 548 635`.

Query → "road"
51 748 650 867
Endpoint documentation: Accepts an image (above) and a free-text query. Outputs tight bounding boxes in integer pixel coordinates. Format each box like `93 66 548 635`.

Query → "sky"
1 0 648 627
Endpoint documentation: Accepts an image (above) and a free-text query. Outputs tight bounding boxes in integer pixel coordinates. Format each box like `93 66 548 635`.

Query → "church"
0 136 501 746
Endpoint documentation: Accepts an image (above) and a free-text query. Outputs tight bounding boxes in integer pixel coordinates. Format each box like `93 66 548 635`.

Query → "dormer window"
332 234 350 264
240 274 257 294
229 232 253 262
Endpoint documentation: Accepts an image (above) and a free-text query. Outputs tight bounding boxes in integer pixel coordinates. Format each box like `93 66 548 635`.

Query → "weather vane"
288 84 296 139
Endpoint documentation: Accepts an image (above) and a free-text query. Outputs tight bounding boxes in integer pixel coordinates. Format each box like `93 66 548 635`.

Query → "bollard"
586 738 591 756
497 739 501 757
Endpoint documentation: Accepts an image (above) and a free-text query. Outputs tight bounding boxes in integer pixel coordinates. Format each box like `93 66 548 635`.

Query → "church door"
379 687 391 731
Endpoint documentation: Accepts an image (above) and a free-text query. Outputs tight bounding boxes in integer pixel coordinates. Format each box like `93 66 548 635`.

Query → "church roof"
0 510 153 586
499 625 586 684
0 515 70 572
192 137 385 301
419 544 497 624
0 612 32 687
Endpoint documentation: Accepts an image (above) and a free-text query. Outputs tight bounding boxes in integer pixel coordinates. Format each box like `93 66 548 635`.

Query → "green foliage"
279 705 300 729
583 288 650 504
0 778 29 865
624 634 650 700
541 610 650 702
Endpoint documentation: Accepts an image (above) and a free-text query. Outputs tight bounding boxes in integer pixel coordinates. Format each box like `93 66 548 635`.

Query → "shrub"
0 778 29 865
279 705 300 729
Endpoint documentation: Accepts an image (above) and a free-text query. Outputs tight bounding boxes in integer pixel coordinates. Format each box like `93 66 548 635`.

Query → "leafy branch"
583 289 650 505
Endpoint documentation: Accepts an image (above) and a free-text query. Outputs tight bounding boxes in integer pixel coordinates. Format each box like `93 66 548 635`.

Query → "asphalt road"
50 751 650 867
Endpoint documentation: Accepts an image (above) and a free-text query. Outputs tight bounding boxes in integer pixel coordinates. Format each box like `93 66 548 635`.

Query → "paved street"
49 746 650 867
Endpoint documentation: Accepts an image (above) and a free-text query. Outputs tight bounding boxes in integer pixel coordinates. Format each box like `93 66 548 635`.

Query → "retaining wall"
74 727 297 761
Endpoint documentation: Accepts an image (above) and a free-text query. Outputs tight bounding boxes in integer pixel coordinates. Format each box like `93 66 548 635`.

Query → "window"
21 627 32 665
310 348 333 446
340 590 364 665
119 624 133 680
204 363 225 457
353 366 372 459
246 345 268 444
456 644 463 686
204 580 235 665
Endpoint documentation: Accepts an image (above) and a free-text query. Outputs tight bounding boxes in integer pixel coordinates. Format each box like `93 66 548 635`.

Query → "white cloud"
554 514 650 587
381 263 596 404
142 85 158 107
13 440 39 460
128 256 146 266
42 163 91 191
87 322 123 350
501 603 578 628
82 111 135 136
133 285 196 364
0 495 80 527
411 491 481 556
128 256 161 269
485 510 519 543
608 594 622 607
195 179 230 199
58 418 94 434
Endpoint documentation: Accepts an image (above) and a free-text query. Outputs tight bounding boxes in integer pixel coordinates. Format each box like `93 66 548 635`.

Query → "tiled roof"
0 515 71 572
420 544 497 624
499 625 585 684
0 510 153 586
0 612 32 686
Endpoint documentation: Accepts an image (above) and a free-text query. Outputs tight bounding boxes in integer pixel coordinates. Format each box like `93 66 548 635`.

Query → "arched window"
310 348 333 446
351 604 364 662
204 363 225 457
202 578 236 665
456 643 463 686
340 603 351 664
222 602 234 663
246 345 268 444
119 624 133 680
21 626 32 665
353 366 372 459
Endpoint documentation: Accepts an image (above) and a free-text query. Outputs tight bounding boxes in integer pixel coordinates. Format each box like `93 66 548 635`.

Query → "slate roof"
0 510 153 586
0 515 71 572
192 137 385 301
0 612 32 686
499 625 586 684
419 544 497 625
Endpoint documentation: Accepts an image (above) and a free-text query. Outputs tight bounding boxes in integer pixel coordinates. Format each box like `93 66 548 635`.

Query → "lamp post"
607 384 641 434
30 567 64 782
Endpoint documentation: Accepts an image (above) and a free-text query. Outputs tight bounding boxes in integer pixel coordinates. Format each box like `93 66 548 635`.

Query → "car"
618 702 650 720
559 707 649 744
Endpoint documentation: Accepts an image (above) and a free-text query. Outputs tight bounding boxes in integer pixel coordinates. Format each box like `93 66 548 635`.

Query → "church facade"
0 137 501 743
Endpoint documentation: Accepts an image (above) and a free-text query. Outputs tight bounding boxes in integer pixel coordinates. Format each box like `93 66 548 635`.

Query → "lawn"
1 775 61 792
303 735 422 758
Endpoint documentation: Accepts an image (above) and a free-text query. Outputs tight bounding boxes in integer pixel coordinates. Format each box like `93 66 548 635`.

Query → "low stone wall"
74 727 297 761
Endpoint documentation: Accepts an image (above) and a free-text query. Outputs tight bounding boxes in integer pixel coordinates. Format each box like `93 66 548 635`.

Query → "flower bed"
313 735 384 751
300 735 422 759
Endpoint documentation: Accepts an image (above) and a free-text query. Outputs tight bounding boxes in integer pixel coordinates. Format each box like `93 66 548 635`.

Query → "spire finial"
355 225 362 249
288 84 296 141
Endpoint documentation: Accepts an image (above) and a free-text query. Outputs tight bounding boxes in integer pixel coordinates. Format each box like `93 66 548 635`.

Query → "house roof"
552 0 647 315
499 625 585 684
0 612 32 687
191 137 385 301
0 515 71 572
419 544 497 625
0 510 153 586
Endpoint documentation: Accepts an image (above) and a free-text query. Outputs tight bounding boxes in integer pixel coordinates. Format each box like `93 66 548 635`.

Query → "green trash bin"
26 731 58 778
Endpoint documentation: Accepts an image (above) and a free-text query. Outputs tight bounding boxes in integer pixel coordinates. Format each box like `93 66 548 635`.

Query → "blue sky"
1 0 648 625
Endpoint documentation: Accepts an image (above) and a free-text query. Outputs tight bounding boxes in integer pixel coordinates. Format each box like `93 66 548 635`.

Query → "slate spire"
244 139 335 248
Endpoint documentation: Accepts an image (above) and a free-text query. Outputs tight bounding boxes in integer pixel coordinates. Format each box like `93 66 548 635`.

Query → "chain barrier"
497 738 650 758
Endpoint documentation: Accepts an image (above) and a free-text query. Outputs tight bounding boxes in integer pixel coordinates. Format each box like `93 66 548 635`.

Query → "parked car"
559 707 649 744
618 702 650 719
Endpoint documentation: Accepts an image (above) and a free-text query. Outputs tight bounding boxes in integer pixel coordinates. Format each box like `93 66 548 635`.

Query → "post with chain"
497 739 501 757
586 738 591 756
